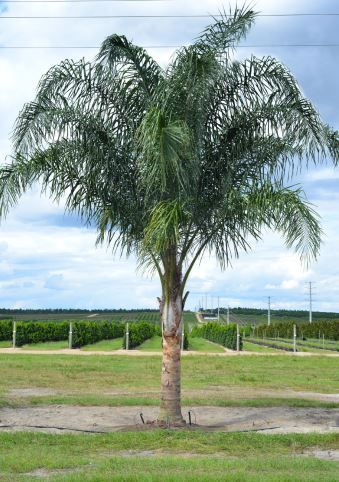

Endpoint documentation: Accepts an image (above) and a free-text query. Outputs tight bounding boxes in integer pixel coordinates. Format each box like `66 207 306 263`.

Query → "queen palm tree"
0 6 337 424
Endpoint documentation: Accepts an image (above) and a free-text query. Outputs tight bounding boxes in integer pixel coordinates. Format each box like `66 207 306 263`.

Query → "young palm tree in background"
0 6 337 424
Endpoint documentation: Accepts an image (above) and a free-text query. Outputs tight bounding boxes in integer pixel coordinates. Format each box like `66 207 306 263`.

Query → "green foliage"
0 320 12 341
191 322 242 350
72 321 124 348
255 320 339 341
15 321 69 346
0 6 336 279
123 321 155 349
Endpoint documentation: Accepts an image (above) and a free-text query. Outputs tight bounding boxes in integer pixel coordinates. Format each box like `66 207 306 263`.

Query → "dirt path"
0 347 338 357
0 405 338 434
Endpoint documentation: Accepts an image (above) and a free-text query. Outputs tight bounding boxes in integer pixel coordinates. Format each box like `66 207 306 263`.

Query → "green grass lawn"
81 338 124 351
243 341 282 352
138 336 225 353
249 338 335 354
0 354 338 408
0 431 338 481
21 341 69 350
188 337 225 352
0 340 11 348
138 336 163 351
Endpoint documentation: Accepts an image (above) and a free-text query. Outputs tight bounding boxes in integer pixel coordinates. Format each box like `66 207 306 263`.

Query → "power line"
4 0 165 2
1 14 339 19
1 44 339 49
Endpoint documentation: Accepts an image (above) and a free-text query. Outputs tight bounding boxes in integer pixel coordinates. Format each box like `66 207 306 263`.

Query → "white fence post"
68 322 73 349
12 321 16 348
293 324 297 353
236 324 240 352
126 322 129 350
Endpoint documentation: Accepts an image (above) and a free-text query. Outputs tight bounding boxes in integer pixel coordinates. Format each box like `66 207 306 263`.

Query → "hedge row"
123 321 155 349
0 320 12 341
191 322 242 350
0 319 125 347
72 321 124 348
255 320 339 341
15 321 70 346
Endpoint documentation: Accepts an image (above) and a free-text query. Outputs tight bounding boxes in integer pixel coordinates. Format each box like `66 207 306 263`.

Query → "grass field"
248 338 335 354
0 340 11 348
0 352 338 480
243 341 281 352
188 337 225 352
21 341 69 350
81 338 124 351
0 431 338 481
0 354 338 408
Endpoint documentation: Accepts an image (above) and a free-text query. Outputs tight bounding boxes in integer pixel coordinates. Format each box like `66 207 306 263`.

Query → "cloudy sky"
0 0 338 311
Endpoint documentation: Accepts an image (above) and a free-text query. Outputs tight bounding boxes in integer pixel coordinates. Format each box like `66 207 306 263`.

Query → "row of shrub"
0 320 12 341
0 319 125 347
15 321 70 346
0 318 189 350
255 320 339 340
191 322 242 350
123 321 156 349
72 321 125 348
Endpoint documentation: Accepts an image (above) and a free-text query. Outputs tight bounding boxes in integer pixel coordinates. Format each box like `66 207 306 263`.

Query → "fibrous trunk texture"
158 295 185 425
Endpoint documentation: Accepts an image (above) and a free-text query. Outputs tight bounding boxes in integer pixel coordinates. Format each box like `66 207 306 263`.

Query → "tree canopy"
1 7 337 292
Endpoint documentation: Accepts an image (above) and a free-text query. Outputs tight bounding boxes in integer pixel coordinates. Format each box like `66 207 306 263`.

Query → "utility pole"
307 281 313 324
267 296 271 326
217 297 220 321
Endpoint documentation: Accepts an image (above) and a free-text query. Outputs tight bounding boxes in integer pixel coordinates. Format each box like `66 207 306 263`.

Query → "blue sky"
0 0 338 311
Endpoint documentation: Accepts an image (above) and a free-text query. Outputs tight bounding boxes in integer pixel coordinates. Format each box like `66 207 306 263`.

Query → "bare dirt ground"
0 347 338 357
0 405 338 434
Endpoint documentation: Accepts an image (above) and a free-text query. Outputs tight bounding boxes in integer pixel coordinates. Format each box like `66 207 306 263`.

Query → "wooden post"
126 323 129 350
12 321 16 348
293 324 297 353
236 324 240 352
322 333 325 349
68 322 73 349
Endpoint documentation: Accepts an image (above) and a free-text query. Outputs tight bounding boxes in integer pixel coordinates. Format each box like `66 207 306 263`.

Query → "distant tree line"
205 307 339 319
0 308 157 314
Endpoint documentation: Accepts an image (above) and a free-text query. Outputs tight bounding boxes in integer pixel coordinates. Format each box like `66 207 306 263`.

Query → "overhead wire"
1 44 339 49
0 13 339 18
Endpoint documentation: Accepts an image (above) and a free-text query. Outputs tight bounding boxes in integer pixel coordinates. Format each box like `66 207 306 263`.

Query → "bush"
255 319 339 340
11 319 124 348
72 320 124 348
191 322 242 350
0 320 12 341
15 321 69 346
123 321 155 349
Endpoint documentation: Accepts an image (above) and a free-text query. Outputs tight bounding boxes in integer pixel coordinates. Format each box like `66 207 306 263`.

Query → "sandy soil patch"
302 449 339 461
8 388 60 397
0 406 338 434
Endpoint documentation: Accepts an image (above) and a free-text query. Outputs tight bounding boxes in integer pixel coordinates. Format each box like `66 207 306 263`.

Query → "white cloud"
0 0 338 310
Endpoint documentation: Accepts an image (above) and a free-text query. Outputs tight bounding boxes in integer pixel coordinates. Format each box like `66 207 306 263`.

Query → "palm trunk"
158 294 185 425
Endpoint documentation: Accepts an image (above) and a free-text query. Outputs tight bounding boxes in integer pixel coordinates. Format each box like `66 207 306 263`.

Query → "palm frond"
97 34 162 98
